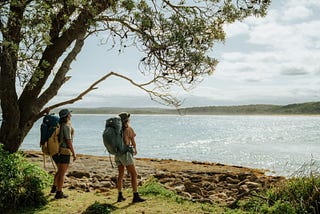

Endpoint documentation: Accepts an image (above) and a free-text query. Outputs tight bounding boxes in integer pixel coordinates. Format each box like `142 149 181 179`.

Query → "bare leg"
50 170 59 193
126 164 145 203
117 165 126 202
117 165 125 192
54 163 69 199
126 165 138 192
54 171 58 187
57 163 69 191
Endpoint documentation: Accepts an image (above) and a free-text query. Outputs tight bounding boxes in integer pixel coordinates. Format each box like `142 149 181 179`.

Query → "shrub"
139 177 177 198
242 175 320 213
0 145 52 211
138 177 187 204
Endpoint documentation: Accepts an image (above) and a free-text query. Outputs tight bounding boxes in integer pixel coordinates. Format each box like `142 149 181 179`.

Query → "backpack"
102 117 128 155
40 114 60 156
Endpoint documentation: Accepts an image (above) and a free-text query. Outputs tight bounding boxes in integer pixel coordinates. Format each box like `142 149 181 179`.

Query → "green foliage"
241 175 320 214
139 177 180 199
1 0 271 94
83 201 117 214
120 0 135 11
0 145 52 212
278 102 320 114
0 0 272 152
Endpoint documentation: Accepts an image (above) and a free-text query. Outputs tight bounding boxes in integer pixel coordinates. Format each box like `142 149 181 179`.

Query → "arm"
62 124 76 161
130 127 137 155
131 137 137 155
67 139 77 161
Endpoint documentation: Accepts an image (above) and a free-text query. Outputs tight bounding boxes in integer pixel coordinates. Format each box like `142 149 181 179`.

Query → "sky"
51 0 320 108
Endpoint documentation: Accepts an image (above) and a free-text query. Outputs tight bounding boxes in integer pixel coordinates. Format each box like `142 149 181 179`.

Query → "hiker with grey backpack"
103 112 145 203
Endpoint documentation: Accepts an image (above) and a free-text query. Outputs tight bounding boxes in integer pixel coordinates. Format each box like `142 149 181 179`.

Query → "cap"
59 109 72 118
118 112 130 122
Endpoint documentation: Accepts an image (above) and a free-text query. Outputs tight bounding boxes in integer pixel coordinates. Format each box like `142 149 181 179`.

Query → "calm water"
21 114 320 177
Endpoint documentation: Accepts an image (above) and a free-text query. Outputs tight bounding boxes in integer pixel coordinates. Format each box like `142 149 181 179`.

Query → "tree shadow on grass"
82 201 118 214
9 193 52 214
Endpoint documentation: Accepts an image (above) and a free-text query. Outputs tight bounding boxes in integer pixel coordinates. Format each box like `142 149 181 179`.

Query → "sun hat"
118 112 130 122
59 109 72 118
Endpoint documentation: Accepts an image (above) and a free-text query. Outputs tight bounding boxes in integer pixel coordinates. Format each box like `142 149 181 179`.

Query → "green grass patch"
240 175 320 214
18 177 232 214
138 177 179 198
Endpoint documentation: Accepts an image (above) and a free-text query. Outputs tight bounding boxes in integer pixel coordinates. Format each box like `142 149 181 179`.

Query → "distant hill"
53 101 320 115
57 107 175 115
178 102 320 115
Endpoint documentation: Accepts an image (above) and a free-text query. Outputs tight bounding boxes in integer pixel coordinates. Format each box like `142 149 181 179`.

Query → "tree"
0 0 270 153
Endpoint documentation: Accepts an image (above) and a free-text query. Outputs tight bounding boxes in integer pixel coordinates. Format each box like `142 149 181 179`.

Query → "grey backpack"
102 117 128 155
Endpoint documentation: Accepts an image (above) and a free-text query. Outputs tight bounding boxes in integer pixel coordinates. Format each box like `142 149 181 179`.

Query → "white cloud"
282 5 312 21
188 1 320 106
224 21 249 37
284 0 320 9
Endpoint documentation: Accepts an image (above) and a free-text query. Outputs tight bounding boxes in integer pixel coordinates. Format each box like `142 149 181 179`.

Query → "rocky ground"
24 150 285 207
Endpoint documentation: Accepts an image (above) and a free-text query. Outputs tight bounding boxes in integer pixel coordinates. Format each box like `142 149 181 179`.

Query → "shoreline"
23 150 269 176
23 150 285 206
22 150 269 174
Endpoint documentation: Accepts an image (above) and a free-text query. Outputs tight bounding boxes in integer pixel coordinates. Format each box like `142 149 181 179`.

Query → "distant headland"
50 101 320 115
1 101 319 115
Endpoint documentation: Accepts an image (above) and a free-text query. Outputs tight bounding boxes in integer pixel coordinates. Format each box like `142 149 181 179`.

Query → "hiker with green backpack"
103 112 145 203
114 112 145 203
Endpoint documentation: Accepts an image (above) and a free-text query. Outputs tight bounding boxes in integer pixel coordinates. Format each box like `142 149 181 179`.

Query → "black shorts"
52 154 70 164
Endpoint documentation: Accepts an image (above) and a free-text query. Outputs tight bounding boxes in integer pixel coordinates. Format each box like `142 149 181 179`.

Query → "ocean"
21 114 320 177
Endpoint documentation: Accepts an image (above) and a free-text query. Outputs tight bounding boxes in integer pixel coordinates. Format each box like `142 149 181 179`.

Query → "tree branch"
36 31 86 109
37 72 113 119
19 0 114 107
37 71 180 120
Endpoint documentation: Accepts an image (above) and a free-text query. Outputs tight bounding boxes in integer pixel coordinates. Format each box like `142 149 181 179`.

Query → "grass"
239 173 320 214
13 177 320 214
13 173 320 214
15 163 320 213
17 188 226 214
17 177 240 214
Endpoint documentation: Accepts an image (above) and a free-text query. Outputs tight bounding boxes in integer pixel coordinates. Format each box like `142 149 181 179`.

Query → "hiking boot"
117 192 126 202
50 185 57 193
132 192 145 203
55 191 68 199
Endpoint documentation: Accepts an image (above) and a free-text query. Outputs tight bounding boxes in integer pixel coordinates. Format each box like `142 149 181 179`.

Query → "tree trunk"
1 117 36 153
0 61 37 153
0 1 27 153
0 44 20 153
0 89 39 153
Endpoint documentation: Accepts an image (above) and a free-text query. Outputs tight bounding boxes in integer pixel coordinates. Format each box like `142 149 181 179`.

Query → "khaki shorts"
115 152 134 166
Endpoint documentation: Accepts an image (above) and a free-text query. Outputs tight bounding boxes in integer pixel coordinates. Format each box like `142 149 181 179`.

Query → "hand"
73 155 77 161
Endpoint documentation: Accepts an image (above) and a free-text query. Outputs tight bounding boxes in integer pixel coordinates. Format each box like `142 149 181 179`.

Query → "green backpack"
102 117 128 155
